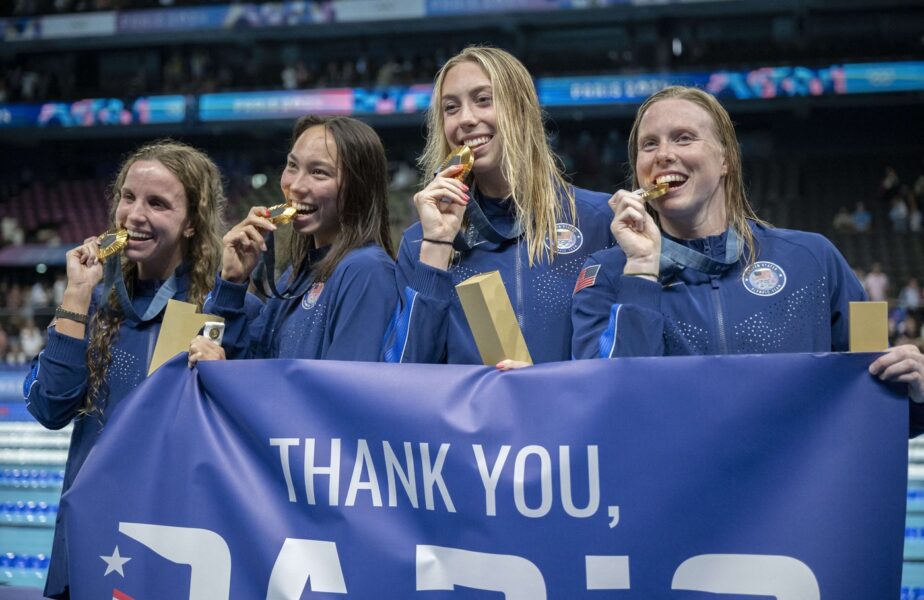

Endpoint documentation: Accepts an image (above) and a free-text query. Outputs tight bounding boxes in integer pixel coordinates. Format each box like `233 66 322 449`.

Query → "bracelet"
54 306 88 324
623 271 659 279
422 238 454 246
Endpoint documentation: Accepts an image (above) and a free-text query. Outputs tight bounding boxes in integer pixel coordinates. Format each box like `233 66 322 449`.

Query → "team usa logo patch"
573 264 601 295
742 261 786 297
302 282 325 309
556 223 583 254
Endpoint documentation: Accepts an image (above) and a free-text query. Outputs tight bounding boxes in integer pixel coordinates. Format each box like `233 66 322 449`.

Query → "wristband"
54 306 88 324
422 238 454 246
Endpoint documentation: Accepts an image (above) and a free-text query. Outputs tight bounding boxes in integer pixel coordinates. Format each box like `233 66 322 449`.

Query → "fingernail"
462 184 469 192
264 209 271 217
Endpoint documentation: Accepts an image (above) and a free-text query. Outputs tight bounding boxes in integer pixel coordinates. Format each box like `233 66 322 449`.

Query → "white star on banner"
100 545 132 577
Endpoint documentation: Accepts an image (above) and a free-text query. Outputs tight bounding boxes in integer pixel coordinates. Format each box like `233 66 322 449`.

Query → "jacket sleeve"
824 240 868 352
203 275 267 359
23 327 91 430
571 253 666 359
383 236 453 364
323 253 398 362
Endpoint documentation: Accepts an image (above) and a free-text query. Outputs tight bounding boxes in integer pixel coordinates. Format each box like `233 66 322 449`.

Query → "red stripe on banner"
113 589 134 600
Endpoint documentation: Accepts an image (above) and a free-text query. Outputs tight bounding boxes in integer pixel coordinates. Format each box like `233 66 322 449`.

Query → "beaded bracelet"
54 307 88 324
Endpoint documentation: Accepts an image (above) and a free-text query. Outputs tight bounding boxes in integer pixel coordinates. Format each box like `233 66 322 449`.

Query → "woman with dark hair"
190 114 397 362
23 139 227 598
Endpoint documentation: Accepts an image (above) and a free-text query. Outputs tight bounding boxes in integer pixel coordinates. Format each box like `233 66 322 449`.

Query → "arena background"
0 0 922 594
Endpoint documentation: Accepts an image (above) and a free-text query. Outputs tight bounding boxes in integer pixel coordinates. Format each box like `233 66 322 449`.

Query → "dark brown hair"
287 115 394 282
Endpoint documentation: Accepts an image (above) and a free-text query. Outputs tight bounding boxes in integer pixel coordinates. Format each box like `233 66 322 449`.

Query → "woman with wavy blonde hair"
385 45 614 366
23 139 226 599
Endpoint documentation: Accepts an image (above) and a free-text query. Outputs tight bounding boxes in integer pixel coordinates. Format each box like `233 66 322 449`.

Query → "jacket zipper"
515 238 525 330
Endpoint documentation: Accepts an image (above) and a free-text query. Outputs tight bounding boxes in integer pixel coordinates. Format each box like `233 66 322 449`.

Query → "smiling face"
114 159 192 280
280 124 342 247
440 61 507 197
635 98 728 239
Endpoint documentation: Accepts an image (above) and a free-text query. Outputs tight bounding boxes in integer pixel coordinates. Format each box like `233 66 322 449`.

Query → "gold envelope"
148 299 223 375
848 301 888 352
456 271 533 366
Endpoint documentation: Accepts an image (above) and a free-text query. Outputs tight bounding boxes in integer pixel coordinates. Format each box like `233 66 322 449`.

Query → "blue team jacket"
22 265 194 599
572 223 866 359
385 186 613 364
205 243 397 361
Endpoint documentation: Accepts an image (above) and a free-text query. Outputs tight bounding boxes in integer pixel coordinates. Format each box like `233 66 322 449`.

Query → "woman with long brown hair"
23 139 227 598
188 114 397 362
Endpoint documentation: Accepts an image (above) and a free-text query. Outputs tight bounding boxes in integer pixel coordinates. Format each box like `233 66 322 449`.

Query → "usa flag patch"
573 264 601 295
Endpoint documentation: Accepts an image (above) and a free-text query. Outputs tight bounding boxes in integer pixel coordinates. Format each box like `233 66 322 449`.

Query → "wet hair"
420 45 575 265
285 115 394 282
627 85 766 263
85 139 226 414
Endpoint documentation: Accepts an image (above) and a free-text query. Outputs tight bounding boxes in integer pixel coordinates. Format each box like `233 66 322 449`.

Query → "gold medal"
266 203 297 225
438 145 474 182
96 229 128 260
637 182 669 202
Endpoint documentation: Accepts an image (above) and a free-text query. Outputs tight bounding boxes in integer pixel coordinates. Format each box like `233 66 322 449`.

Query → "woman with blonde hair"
385 45 613 366
23 140 227 598
571 86 924 435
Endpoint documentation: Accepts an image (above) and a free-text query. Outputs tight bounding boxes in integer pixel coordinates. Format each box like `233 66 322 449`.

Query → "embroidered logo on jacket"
573 264 601 295
742 261 786 297
302 282 325 309
556 223 583 254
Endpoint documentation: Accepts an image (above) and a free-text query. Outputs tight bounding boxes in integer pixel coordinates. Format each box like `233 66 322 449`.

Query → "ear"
183 226 195 239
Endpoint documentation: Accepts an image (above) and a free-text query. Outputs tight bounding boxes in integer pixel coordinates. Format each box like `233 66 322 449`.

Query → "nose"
124 199 148 224
655 141 675 163
285 170 309 198
458 101 477 128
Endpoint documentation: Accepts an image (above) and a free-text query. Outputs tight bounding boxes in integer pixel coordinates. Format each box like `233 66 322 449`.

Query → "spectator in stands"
899 277 922 312
910 197 922 233
880 165 901 204
832 205 854 233
852 201 872 233
19 317 43 359
570 86 924 435
889 195 909 232
383 46 613 368
189 115 396 363
23 139 227 600
865 262 890 302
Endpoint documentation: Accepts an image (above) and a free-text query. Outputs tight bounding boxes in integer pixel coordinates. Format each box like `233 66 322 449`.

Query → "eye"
639 139 658 152
442 102 459 115
121 191 134 202
286 160 298 171
476 94 492 105
675 132 696 144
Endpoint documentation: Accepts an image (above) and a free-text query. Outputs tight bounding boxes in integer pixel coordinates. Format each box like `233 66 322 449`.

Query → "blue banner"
63 353 906 598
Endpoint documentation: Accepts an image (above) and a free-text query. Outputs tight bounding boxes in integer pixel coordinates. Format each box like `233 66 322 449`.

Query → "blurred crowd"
833 164 924 235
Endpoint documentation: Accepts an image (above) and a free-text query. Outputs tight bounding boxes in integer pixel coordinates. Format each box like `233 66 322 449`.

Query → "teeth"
294 203 317 213
463 136 491 148
127 230 152 240
655 174 688 185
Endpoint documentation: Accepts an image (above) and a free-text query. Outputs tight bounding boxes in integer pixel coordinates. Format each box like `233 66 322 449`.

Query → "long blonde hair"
84 140 226 415
627 86 767 263
420 45 574 265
